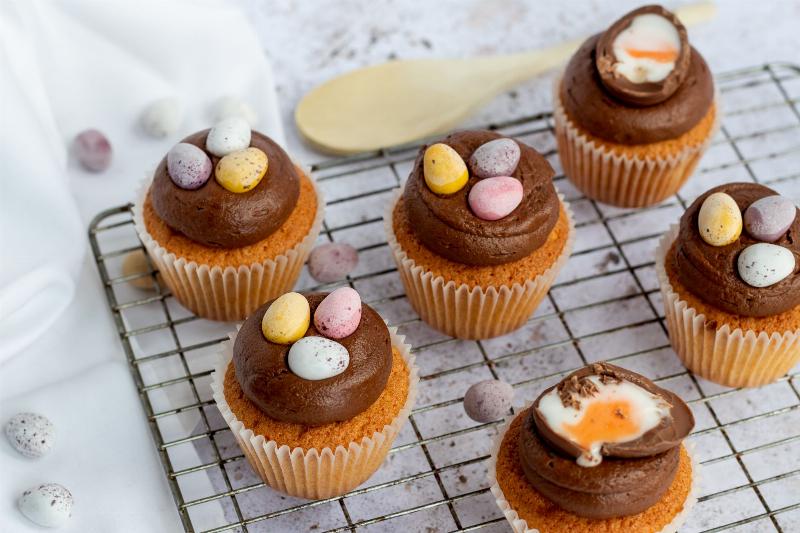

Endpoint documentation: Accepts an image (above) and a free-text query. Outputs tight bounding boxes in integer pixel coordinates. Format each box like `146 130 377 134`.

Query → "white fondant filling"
537 376 671 467
612 14 681 84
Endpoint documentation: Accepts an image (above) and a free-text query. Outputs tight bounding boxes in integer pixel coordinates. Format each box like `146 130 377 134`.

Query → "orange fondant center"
562 400 640 450
625 48 678 62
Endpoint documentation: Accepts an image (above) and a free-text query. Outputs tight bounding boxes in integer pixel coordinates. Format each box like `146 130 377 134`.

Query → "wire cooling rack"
89 63 800 533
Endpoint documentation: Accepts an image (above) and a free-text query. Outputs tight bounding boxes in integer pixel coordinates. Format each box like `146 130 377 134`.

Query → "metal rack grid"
89 63 800 533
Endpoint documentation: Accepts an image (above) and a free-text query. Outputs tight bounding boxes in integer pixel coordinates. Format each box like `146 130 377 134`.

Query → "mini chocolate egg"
307 242 359 283
737 243 795 288
744 195 796 242
18 483 72 528
468 138 521 178
212 95 258 126
287 336 350 380
121 250 163 290
463 380 514 423
468 176 523 221
140 97 182 138
262 292 310 344
167 142 212 190
5 412 55 458
314 287 362 339
698 192 742 246
423 143 468 195
215 147 268 193
74 129 112 172
206 117 251 157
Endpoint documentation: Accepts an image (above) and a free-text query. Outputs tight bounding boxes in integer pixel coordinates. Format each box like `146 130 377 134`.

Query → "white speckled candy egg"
698 192 743 247
167 143 212 189
206 117 251 157
5 412 55 458
140 98 182 138
737 243 795 288
18 483 72 528
212 95 258 126
744 195 796 242
469 138 521 178
314 287 362 339
287 336 350 380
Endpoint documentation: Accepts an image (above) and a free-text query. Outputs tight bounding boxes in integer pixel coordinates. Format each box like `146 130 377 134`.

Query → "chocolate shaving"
557 363 624 409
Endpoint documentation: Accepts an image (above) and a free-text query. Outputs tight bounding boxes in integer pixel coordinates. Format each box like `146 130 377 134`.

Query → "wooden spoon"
295 2 715 155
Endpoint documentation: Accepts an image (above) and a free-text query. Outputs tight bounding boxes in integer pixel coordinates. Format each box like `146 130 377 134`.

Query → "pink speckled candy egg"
464 379 514 423
308 242 359 283
167 143 212 189
469 138 520 178
74 129 112 172
468 176 523 221
314 287 362 339
744 195 796 242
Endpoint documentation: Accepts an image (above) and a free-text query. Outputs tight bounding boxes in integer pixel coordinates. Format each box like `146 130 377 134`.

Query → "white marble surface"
238 0 800 163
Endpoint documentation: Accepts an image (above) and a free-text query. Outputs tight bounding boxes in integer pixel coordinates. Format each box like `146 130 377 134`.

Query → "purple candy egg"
469 138 520 179
74 129 112 172
307 243 359 283
167 143 212 190
463 379 514 423
744 195 797 242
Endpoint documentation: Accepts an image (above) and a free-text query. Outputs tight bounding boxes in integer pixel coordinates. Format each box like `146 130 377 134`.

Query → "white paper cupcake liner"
211 326 418 500
656 225 800 387
132 169 324 322
487 405 700 533
553 78 719 208
384 191 575 340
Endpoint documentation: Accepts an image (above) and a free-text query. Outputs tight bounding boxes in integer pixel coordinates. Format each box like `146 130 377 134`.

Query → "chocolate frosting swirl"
402 130 559 265
519 363 694 518
150 129 300 248
595 5 690 106
560 32 714 144
675 182 800 317
532 363 694 460
233 293 392 426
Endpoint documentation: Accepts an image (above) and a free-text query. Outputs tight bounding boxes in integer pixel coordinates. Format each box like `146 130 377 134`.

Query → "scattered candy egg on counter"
121 250 162 290
423 143 468 195
698 192 742 247
287 336 350 380
314 287 362 339
167 143 212 190
261 292 310 344
5 413 55 458
206 117 251 157
212 95 258 126
468 138 521 178
468 176 523 221
744 195 796 242
737 243 795 288
215 147 268 193
74 129 112 172
463 379 514 423
307 243 359 283
140 97 182 138
18 483 72 528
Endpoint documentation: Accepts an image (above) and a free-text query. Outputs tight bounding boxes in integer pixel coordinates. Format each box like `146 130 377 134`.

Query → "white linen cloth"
0 0 285 530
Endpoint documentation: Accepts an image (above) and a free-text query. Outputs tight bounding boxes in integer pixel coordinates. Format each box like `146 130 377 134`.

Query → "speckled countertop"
238 0 799 163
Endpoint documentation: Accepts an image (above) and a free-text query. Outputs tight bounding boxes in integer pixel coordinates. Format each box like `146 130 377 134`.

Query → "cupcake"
490 362 698 533
385 130 574 340
133 118 324 321
656 183 800 387
554 5 717 207
211 288 418 499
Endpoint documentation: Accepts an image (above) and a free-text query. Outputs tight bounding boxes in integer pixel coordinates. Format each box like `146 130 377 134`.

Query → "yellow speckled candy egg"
423 143 468 195
215 147 268 193
261 292 310 344
698 192 742 246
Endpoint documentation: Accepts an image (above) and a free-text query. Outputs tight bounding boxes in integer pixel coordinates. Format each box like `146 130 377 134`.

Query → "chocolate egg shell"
595 5 690 106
